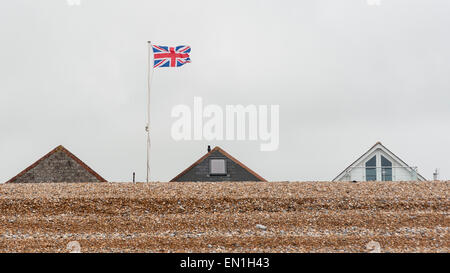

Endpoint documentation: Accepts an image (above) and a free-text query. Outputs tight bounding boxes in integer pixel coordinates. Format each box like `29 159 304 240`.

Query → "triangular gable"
7 145 107 183
170 146 266 182
333 142 426 181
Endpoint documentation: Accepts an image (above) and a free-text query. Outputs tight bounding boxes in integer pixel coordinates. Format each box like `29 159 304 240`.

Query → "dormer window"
209 159 227 176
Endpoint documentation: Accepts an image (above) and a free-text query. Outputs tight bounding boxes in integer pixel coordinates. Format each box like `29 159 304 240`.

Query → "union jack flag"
152 45 191 68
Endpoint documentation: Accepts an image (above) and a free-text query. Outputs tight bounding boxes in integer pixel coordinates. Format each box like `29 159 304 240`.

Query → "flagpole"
146 41 153 183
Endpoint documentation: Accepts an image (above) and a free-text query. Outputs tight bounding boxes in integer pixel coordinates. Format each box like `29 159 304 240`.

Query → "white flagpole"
146 41 153 183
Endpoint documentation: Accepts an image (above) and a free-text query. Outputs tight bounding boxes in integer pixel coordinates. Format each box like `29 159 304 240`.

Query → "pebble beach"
0 181 448 253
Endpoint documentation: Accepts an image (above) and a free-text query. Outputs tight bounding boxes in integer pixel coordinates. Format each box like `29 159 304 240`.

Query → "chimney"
207 145 211 152
433 169 439 181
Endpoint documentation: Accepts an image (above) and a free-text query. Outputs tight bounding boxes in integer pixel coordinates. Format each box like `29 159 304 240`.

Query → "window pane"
210 159 226 175
366 156 376 167
381 155 392 167
381 155 392 181
365 156 377 181
366 168 377 181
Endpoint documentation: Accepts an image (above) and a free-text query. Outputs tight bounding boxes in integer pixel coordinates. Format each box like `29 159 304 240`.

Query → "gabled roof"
333 142 427 181
170 146 267 182
7 145 107 183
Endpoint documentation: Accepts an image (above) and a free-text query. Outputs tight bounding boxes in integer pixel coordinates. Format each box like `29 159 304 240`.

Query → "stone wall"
12 150 103 183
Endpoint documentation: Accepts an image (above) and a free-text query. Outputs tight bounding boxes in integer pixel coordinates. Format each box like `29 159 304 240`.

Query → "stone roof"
7 145 107 183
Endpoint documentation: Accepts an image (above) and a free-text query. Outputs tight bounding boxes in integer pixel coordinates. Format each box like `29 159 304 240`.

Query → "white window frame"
364 154 377 181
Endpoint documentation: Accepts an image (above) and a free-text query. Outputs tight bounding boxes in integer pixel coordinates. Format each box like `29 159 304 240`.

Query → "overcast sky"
1 0 449 182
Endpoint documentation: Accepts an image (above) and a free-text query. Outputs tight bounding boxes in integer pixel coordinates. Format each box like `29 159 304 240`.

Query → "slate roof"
171 146 266 182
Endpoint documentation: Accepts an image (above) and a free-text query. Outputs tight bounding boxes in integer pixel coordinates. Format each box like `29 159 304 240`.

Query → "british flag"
152 45 191 68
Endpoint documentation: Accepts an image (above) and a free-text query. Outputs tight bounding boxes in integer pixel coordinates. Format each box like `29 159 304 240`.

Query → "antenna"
433 169 439 181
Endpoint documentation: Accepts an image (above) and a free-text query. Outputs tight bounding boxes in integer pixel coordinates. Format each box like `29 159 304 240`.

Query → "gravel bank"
0 181 448 253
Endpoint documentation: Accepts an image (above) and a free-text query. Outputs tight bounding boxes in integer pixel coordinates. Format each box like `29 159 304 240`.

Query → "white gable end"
333 142 426 182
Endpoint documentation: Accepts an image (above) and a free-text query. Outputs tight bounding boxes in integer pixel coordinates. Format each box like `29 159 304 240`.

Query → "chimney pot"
207 145 211 152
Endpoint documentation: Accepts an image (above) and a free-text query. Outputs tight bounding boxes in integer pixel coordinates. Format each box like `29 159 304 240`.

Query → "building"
7 145 107 183
333 142 426 182
171 146 266 182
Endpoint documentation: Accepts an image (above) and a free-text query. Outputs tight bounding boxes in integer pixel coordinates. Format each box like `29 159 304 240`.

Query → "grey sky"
1 0 449 182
